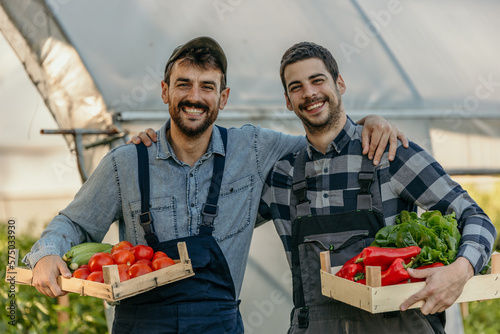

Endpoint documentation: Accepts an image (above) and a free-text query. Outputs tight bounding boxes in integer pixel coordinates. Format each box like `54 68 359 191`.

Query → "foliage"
0 223 108 333
460 180 500 334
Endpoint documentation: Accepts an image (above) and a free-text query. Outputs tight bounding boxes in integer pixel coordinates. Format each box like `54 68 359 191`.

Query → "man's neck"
167 125 213 167
306 113 347 154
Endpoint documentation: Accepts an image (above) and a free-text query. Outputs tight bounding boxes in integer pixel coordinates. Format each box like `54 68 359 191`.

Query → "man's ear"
218 87 231 110
284 93 293 111
336 75 346 95
161 81 169 104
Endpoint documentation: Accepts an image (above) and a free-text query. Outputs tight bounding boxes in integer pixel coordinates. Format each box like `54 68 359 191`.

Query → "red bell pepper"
355 246 421 269
335 263 364 281
409 262 445 283
381 258 411 286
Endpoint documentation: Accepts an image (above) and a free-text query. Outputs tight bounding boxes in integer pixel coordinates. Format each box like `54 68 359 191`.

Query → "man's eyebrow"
309 73 327 80
201 80 217 86
287 73 327 90
287 80 301 90
175 77 191 83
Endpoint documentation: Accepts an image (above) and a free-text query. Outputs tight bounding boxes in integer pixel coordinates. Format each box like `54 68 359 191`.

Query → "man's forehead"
171 61 222 80
284 58 330 82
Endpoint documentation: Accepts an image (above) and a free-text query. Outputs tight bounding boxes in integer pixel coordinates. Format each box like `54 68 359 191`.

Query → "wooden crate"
5 242 194 302
320 251 500 314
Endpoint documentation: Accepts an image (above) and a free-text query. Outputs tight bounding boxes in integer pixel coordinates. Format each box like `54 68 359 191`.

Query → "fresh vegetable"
355 246 421 269
380 258 410 286
88 252 114 272
128 263 153 278
72 267 91 280
335 263 364 281
132 245 154 261
63 242 113 270
62 242 113 262
135 258 152 267
370 210 461 267
151 257 176 271
112 249 135 266
152 251 168 261
111 240 134 254
86 271 104 283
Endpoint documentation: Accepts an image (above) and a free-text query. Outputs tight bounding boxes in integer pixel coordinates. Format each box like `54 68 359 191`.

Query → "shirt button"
190 173 193 177
323 193 329 198
324 168 328 173
190 203 195 207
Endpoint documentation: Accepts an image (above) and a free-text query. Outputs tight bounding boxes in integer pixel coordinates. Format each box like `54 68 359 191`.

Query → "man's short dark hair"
280 42 339 94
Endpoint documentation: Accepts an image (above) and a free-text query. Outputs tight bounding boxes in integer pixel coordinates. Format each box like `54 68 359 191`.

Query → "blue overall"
112 126 244 334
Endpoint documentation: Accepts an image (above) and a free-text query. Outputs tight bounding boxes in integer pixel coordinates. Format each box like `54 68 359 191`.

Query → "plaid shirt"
260 116 496 274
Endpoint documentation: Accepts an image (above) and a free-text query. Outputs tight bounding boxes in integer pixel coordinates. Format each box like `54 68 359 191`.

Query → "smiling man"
260 41 496 333
24 37 406 333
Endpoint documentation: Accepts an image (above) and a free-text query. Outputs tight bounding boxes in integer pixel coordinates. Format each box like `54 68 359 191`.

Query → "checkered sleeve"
260 155 296 267
388 142 497 273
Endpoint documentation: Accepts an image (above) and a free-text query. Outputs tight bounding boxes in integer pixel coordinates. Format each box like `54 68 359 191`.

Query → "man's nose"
186 86 202 102
302 83 317 99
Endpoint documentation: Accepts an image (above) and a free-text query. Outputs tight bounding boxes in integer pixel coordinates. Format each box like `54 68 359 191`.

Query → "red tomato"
128 263 152 278
79 264 90 269
116 264 130 272
88 252 114 272
118 270 130 282
111 240 134 254
73 267 91 280
86 271 104 283
112 250 135 266
135 259 151 267
152 251 168 261
151 257 176 271
132 245 154 261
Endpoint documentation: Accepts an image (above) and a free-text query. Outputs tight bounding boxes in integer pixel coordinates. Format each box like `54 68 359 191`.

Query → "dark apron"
112 126 243 334
288 149 446 334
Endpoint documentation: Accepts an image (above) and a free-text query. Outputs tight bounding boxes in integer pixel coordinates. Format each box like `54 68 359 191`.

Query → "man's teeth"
184 108 204 115
306 102 323 111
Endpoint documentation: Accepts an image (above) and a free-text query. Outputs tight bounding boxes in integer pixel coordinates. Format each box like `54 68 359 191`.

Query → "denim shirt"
23 120 304 298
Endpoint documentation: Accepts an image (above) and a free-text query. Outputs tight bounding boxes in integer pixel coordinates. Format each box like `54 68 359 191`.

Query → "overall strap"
357 155 375 210
291 148 311 220
199 126 228 236
136 142 160 246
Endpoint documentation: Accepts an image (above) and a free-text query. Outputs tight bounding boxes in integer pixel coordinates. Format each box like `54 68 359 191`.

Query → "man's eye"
313 79 324 84
290 85 300 92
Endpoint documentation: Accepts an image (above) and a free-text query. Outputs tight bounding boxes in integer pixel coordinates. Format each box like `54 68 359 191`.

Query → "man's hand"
400 257 474 314
32 255 72 298
127 128 158 147
358 115 409 165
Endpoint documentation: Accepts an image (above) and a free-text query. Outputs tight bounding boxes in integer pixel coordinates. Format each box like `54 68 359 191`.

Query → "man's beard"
170 100 218 138
298 91 342 135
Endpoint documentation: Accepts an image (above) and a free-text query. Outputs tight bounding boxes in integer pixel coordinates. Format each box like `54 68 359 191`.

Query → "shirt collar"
306 115 357 158
156 119 226 161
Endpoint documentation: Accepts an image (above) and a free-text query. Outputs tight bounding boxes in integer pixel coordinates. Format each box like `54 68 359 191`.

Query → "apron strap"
357 155 375 210
199 126 228 236
291 148 312 219
136 142 160 246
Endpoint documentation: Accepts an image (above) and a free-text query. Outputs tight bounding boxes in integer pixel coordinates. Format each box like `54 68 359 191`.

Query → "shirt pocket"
213 175 254 242
129 196 178 243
